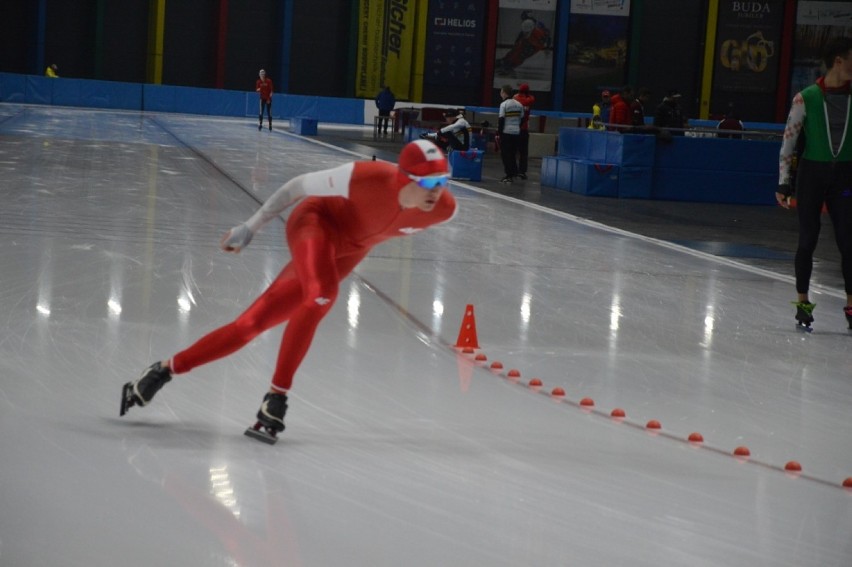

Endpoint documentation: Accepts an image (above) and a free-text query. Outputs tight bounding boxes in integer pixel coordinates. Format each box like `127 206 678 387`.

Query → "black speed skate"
845 306 852 330
244 392 288 445
793 301 815 333
120 362 172 416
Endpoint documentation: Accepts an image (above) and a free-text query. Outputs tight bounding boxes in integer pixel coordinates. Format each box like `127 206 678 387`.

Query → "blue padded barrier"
652 167 776 205
653 136 779 173
142 84 178 112
172 87 208 115
275 95 363 124
51 78 142 110
206 89 245 116
554 156 573 190
558 128 655 166
540 156 559 187
570 161 619 197
26 75 54 105
558 128 605 161
0 73 27 102
618 166 653 199
605 133 656 166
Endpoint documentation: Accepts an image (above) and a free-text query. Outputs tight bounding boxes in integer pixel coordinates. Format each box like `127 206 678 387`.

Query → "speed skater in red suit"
120 140 457 440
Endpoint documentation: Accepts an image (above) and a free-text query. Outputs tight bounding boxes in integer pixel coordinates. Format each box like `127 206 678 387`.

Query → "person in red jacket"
513 83 536 179
120 140 457 442
256 69 274 131
608 85 634 132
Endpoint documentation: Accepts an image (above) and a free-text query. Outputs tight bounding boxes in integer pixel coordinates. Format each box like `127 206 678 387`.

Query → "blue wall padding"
541 156 559 186
652 168 776 205
142 84 178 112
201 88 244 117
558 128 602 161
26 75 53 105
0 73 27 102
654 136 779 172
0 73 365 124
275 94 363 123
547 125 780 204
605 133 656 166
570 161 619 197
618 166 653 199
555 156 573 190
558 128 655 166
170 87 245 116
51 78 142 109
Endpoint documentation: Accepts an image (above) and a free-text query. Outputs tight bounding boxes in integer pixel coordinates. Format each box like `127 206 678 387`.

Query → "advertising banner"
565 0 631 99
356 0 418 99
424 0 486 88
493 0 557 92
713 0 784 94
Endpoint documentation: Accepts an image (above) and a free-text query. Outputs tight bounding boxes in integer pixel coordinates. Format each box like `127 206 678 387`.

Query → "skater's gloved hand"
776 183 792 209
220 223 253 253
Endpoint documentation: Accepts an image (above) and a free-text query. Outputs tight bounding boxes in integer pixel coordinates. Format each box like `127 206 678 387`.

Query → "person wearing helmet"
120 140 457 442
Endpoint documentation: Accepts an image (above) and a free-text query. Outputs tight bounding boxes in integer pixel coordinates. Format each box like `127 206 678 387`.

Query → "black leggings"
499 132 519 177
794 159 852 294
259 100 272 124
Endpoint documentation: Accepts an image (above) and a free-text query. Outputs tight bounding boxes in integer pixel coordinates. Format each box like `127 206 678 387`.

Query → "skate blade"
244 423 278 445
795 323 813 333
119 382 134 416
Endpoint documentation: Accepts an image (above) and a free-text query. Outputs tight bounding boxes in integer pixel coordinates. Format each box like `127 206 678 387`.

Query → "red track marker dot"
580 397 595 407
688 432 704 443
610 407 625 418
551 387 565 396
529 378 543 387
784 461 802 472
842 477 852 489
490 361 503 370
733 446 751 457
507 369 521 377
462 347 474 354
475 353 487 362
646 420 661 430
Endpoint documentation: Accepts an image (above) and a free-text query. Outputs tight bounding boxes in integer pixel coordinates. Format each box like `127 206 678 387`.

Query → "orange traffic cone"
455 304 480 349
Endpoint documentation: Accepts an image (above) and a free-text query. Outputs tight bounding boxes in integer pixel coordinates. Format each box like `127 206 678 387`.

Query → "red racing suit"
171 160 457 391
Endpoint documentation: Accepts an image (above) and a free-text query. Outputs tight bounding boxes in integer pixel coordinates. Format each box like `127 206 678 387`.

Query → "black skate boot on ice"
844 306 852 331
245 392 288 445
120 362 173 416
793 301 816 332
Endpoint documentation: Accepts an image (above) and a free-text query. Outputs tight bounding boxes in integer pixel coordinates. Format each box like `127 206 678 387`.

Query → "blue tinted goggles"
408 173 450 190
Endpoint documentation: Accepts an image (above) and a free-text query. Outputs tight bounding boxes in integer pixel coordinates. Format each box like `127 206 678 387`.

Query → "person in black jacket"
654 90 687 136
375 86 396 135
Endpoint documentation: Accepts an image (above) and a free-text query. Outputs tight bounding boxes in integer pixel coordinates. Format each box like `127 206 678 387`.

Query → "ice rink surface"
1 105 851 566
